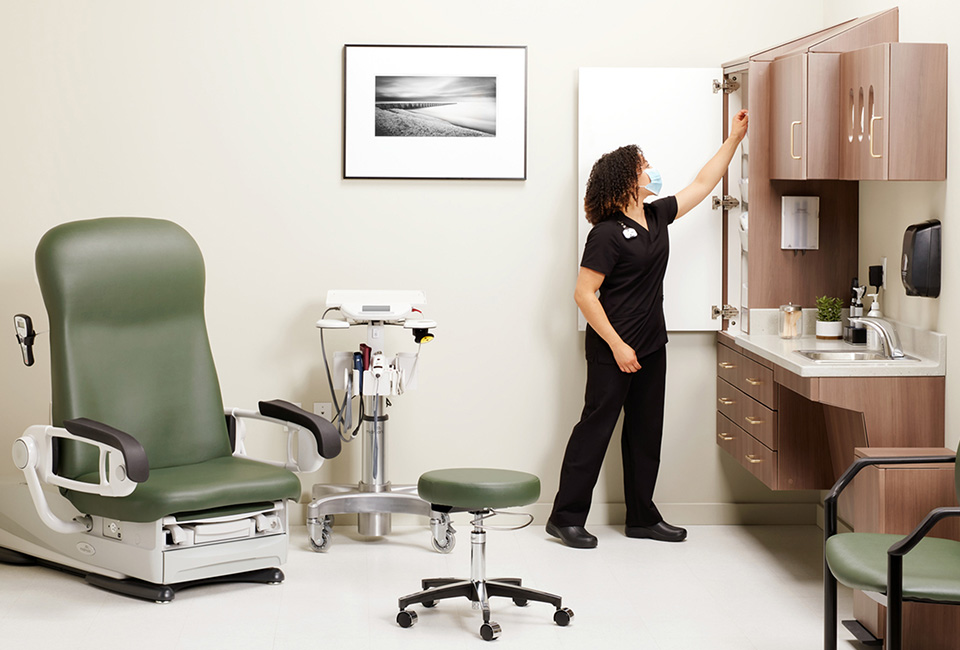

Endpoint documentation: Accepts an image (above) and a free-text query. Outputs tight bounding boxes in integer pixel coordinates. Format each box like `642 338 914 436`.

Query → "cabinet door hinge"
712 195 740 210
712 305 739 321
712 78 741 94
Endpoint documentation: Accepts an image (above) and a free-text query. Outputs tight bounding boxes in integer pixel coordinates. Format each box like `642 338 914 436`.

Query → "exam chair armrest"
13 421 150 534
63 418 149 482
225 400 341 473
258 399 341 460
824 454 956 538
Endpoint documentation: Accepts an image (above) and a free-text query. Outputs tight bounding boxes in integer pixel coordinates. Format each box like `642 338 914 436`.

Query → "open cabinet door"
578 67 724 332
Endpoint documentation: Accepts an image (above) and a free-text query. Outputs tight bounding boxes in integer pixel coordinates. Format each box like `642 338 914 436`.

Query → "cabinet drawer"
717 377 778 450
717 412 778 489
738 355 776 409
716 377 741 423
741 392 778 450
716 412 742 459
742 430 778 489
717 344 741 386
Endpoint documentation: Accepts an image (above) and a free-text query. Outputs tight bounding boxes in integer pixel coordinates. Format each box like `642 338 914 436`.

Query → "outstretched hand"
731 109 749 142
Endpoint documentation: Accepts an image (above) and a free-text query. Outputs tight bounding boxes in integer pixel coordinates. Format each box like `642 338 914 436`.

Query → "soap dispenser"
865 293 882 349
844 278 867 344
866 264 884 349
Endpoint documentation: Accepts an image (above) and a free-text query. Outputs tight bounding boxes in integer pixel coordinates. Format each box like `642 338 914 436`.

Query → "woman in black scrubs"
548 109 749 549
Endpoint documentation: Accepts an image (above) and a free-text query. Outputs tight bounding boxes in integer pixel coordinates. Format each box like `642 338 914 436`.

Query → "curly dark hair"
583 145 646 225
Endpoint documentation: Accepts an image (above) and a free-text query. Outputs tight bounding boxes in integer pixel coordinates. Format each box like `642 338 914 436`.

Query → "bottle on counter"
844 278 867 345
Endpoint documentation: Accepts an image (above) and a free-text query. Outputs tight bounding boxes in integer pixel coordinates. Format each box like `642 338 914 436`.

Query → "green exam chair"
0 217 341 602
824 447 959 650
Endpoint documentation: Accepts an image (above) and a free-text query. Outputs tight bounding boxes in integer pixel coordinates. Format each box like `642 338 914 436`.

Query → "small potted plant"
815 295 843 339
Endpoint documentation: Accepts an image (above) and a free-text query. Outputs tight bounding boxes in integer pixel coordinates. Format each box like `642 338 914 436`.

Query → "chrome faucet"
848 317 904 359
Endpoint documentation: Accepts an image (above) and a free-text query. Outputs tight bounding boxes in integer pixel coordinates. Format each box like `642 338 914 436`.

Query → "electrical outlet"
881 256 887 290
314 402 332 421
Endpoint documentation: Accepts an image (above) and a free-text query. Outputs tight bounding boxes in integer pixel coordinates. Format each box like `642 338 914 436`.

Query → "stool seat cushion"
418 468 540 510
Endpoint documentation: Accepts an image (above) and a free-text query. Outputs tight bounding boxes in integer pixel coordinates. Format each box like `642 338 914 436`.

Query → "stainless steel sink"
795 350 918 362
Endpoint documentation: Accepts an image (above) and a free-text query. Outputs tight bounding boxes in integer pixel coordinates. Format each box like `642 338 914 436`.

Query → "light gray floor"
0 522 859 649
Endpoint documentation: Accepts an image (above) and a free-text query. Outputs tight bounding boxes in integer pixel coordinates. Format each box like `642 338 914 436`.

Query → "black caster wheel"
397 610 418 628
422 600 437 608
479 621 502 641
512 597 528 607
554 607 574 626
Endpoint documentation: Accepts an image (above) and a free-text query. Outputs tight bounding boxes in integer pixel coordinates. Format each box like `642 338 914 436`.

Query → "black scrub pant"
550 346 666 528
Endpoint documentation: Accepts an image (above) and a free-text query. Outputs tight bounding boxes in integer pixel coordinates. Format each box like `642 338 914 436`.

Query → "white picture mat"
344 46 526 179
578 67 723 331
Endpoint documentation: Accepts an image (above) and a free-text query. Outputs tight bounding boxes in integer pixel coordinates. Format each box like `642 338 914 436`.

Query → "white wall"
0 1 829 524
824 0 959 449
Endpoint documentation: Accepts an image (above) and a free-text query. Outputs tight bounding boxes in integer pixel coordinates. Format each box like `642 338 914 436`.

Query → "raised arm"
674 109 748 220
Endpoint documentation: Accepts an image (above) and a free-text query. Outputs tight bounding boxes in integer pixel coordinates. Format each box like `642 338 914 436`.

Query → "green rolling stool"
396 468 574 641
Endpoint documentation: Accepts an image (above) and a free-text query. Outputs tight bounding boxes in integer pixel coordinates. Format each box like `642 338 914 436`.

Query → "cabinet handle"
745 454 763 464
718 362 736 370
869 115 884 158
718 398 735 406
790 120 802 160
718 432 735 441
744 416 764 426
744 377 762 386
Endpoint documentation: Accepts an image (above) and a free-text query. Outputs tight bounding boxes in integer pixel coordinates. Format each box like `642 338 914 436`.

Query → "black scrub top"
581 195 679 364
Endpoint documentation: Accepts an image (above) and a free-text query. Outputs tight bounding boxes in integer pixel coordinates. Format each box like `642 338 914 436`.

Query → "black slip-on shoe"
546 520 598 549
625 521 687 542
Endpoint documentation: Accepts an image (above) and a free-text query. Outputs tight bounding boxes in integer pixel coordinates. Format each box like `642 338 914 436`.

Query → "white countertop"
724 309 946 378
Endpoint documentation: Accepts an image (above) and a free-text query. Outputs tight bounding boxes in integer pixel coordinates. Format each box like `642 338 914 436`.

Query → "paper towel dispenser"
901 220 941 297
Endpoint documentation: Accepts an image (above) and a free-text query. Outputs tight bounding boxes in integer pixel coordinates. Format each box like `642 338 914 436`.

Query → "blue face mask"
644 168 663 196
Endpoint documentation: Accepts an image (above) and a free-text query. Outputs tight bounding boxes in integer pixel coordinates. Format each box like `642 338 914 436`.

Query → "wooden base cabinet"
851 447 960 649
716 337 831 490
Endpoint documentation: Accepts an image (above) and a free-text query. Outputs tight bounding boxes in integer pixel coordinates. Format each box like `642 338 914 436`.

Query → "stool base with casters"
306 484 456 553
396 469 574 640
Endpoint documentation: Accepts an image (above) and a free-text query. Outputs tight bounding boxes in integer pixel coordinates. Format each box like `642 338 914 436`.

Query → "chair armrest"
12 422 149 534
888 506 960 557
258 399 342 460
63 418 149 482
225 400 342 473
824 454 956 538
885 507 960 620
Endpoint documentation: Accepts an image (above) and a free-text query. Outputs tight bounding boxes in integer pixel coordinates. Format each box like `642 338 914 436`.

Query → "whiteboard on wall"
578 67 723 331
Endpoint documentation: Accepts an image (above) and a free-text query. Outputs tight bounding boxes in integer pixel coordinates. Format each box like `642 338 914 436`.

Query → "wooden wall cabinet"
839 42 948 180
769 52 841 180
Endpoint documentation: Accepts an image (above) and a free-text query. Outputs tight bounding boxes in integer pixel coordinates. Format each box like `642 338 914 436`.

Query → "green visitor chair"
0 217 340 602
824 448 959 650
396 468 574 641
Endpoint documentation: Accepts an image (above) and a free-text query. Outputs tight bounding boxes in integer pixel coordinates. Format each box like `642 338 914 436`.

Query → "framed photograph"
343 45 527 180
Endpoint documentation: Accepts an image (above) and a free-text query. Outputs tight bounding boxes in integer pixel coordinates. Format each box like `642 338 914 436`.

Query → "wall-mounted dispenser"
781 196 820 250
901 220 941 297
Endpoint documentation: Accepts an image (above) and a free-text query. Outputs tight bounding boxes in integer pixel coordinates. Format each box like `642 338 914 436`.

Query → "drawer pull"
718 362 736 370
718 432 735 441
744 377 762 386
745 454 763 464
718 398 735 406
744 416 764 426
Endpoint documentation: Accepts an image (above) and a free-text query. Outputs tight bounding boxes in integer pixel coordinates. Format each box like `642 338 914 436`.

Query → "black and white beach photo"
343 45 526 179
374 76 497 137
